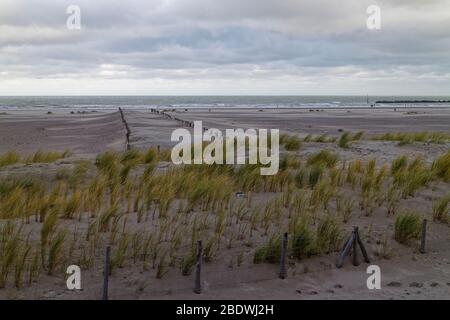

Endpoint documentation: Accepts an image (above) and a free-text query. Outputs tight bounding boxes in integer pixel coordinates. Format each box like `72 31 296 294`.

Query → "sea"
1 96 450 111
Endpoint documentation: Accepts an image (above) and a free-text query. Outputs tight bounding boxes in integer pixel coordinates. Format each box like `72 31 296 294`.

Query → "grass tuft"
432 194 450 223
253 235 281 264
280 134 302 151
372 131 450 145
431 151 450 182
0 151 21 167
307 150 338 168
394 211 421 245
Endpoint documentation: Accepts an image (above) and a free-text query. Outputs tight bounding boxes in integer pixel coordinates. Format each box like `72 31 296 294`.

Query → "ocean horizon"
1 95 450 110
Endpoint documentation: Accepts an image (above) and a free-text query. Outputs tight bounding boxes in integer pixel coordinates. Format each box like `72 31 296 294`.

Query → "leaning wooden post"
102 246 111 300
352 226 360 266
356 229 370 263
420 219 427 254
336 230 356 268
194 240 203 294
279 233 288 279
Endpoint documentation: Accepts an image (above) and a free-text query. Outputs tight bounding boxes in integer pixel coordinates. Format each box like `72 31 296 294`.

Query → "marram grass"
394 211 421 245
0 146 448 287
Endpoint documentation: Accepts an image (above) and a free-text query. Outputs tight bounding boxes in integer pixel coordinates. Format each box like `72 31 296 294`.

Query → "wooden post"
336 231 355 268
420 219 427 254
340 235 352 254
157 145 160 154
279 233 288 279
194 240 203 294
352 227 359 266
337 226 371 268
102 246 111 300
356 229 370 263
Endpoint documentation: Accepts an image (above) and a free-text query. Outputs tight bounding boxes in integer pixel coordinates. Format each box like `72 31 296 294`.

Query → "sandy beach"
0 107 449 300
2 107 450 155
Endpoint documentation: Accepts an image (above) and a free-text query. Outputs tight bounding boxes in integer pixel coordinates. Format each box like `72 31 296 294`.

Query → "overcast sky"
0 0 449 95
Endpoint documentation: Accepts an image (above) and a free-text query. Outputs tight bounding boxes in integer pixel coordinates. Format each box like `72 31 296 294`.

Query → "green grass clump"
68 161 91 187
25 150 70 164
338 132 351 149
294 165 325 189
394 212 421 245
143 148 158 163
294 164 324 189
291 225 315 259
120 149 141 166
253 235 281 264
294 168 307 188
315 215 342 253
391 157 431 197
0 151 21 167
316 134 336 143
279 154 301 170
47 230 66 275
180 250 197 276
372 131 450 145
401 158 430 197
432 194 450 223
95 152 119 174
307 150 338 168
1 150 69 167
391 155 408 175
431 151 450 182
0 222 22 288
308 165 324 188
352 131 364 140
338 131 364 149
303 134 336 143
280 134 302 151
111 233 129 270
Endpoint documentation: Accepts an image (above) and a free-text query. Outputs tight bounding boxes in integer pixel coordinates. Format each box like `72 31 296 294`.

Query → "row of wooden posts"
118 107 131 150
150 108 209 131
150 108 193 127
100 219 428 299
118 108 171 151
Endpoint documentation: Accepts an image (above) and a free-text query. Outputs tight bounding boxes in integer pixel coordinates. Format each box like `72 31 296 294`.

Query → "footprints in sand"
387 281 402 287
387 281 448 298
296 290 318 295
409 282 423 288
296 281 447 298
387 281 444 289
296 284 344 296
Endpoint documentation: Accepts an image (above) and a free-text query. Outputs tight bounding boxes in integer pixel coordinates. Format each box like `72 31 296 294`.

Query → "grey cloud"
0 0 449 94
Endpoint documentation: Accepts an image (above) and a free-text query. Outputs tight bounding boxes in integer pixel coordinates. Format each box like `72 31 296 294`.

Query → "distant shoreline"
2 96 450 111
2 105 450 112
375 100 450 104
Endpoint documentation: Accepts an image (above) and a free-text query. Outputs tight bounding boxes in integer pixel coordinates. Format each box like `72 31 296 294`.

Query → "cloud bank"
0 0 449 95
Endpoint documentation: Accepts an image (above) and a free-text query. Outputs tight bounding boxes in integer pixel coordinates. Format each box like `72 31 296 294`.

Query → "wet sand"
164 108 450 135
2 107 450 155
0 110 126 156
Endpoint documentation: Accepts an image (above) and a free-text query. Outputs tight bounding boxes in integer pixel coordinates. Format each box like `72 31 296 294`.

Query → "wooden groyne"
150 108 208 131
375 100 450 104
118 107 131 150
